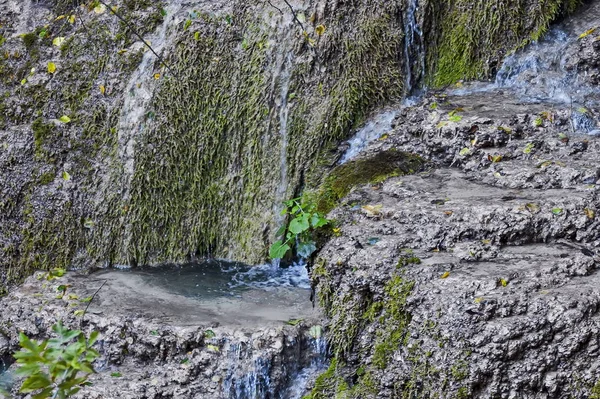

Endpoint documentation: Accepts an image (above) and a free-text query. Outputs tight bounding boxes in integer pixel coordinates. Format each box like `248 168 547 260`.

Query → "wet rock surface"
311 89 600 398
0 269 324 398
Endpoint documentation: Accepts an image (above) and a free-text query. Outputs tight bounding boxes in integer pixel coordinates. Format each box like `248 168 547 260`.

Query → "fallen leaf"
99 85 106 95
207 345 220 353
68 15 76 24
584 208 596 219
474 297 484 304
52 36 65 47
500 279 508 287
579 27 597 39
552 207 563 215
441 271 450 279
444 210 454 216
62 171 71 181
487 154 503 163
58 115 71 123
525 203 540 214
459 148 471 156
153 73 160 80
94 3 106 14
47 62 56 74
362 204 383 217
315 24 326 36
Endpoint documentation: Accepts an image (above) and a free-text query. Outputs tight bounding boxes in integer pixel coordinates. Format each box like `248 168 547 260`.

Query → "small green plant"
14 322 99 398
270 198 329 260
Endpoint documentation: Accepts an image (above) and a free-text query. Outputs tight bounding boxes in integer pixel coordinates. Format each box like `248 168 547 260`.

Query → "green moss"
304 358 378 399
38 171 56 185
32 118 54 156
372 271 415 369
591 381 600 399
314 150 423 214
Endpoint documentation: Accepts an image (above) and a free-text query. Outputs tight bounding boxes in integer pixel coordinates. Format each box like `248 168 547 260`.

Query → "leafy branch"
270 198 329 260
14 323 99 399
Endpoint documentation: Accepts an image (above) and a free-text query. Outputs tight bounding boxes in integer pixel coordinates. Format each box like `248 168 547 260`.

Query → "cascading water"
115 4 181 202
403 0 425 93
447 1 600 135
0 357 12 394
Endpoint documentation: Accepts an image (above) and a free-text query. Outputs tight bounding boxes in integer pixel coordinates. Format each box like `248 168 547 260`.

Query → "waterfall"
403 0 425 93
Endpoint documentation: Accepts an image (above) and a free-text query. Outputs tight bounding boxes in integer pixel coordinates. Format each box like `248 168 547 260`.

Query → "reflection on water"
120 260 310 301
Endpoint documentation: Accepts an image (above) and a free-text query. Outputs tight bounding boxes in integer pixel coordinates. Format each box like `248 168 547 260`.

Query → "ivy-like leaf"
269 240 290 259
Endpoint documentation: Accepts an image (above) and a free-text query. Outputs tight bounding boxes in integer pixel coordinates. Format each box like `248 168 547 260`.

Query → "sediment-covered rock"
308 89 600 398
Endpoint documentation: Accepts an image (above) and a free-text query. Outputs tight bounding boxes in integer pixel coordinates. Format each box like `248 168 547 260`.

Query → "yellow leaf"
441 271 450 279
94 4 106 14
154 73 161 80
117 49 128 54
584 208 596 219
20 78 27 85
58 115 71 123
474 297 483 304
99 85 106 95
68 15 76 24
55 15 66 21
47 62 56 74
500 279 508 287
62 171 71 181
315 24 326 36
579 27 597 39
52 36 65 47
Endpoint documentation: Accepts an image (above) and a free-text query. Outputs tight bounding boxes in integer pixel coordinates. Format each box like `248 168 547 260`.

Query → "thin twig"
265 0 284 15
79 280 107 328
96 0 175 76
281 0 305 31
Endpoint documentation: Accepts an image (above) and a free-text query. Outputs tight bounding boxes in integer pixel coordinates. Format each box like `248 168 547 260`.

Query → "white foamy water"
338 110 397 164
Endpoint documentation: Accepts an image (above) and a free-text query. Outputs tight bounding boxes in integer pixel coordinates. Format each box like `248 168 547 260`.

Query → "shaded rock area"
309 89 600 398
0 269 324 398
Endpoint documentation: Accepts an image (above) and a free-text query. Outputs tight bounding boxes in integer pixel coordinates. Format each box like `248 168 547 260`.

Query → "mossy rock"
313 150 423 214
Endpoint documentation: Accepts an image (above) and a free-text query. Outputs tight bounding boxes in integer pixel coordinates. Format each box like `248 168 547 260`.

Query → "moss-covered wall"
0 0 165 293
106 0 409 265
424 0 580 86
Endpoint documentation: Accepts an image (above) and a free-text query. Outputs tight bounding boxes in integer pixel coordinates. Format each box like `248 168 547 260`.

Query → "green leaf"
58 115 71 123
62 171 71 181
275 225 286 237
289 214 310 235
269 240 290 259
20 373 52 393
110 372 122 378
311 214 328 228
204 330 216 339
285 319 303 326
552 207 563 215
